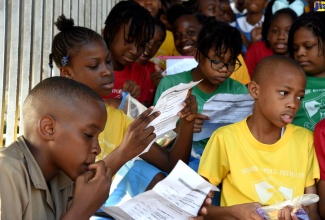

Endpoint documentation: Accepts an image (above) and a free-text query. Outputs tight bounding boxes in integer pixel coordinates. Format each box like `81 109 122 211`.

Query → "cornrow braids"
288 12 325 58
196 18 242 63
103 1 155 50
51 14 103 68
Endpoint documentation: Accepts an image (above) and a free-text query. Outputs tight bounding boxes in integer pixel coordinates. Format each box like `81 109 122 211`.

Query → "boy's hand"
251 25 262 45
189 191 213 220
69 161 111 218
178 92 198 122
278 206 299 220
122 80 140 98
231 202 263 220
119 106 160 158
150 65 164 88
194 114 210 133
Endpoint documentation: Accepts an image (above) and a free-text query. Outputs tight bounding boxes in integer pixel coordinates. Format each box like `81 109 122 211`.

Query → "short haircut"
253 55 304 84
51 15 103 68
166 3 193 26
288 12 325 58
23 77 103 126
103 1 155 49
196 18 242 63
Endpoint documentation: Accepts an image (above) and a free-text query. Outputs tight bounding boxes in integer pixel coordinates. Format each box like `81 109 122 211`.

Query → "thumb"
77 170 96 183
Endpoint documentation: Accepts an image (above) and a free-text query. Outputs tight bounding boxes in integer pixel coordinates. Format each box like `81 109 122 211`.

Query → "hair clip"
48 53 53 69
61 55 69 67
272 0 304 16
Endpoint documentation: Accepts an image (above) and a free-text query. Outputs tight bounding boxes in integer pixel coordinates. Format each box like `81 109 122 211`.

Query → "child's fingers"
196 113 210 121
87 161 106 179
154 64 163 72
130 84 140 98
122 80 140 98
208 190 214 199
198 207 207 216
131 106 160 128
78 170 96 183
178 94 197 117
278 206 294 220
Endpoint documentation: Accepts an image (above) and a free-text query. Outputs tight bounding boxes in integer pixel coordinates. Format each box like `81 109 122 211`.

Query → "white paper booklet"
141 80 202 154
193 93 254 141
101 160 219 220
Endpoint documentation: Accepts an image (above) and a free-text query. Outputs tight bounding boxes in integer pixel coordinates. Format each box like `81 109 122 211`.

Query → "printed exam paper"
101 160 219 220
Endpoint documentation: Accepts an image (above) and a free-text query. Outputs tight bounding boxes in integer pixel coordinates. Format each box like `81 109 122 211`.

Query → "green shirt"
154 70 248 150
292 76 325 131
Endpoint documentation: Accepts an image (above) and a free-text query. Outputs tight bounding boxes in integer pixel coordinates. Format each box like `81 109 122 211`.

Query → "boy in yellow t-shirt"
198 55 320 219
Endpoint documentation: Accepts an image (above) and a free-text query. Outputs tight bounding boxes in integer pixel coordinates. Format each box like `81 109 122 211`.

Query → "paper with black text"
141 80 202 154
101 160 218 220
193 93 254 141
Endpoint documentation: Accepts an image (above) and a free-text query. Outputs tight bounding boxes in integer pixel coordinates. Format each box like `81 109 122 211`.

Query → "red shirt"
102 62 156 106
245 41 273 79
314 119 325 180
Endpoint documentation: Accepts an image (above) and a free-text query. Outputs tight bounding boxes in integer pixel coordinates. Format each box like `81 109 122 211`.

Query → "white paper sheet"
163 58 198 76
193 94 254 141
142 80 202 154
101 160 219 220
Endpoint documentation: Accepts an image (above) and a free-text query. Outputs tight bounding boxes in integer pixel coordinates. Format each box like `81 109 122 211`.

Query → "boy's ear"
38 116 55 141
60 67 72 79
247 81 259 99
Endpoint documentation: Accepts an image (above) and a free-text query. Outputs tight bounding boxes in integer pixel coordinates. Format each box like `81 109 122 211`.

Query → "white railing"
0 0 119 147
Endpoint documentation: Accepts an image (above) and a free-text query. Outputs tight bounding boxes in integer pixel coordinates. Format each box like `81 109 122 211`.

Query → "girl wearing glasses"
167 4 251 85
106 18 250 208
153 18 249 174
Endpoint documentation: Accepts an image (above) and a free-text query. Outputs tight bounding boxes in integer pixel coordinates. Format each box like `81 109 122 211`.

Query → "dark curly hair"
288 12 325 58
103 1 155 50
196 18 242 63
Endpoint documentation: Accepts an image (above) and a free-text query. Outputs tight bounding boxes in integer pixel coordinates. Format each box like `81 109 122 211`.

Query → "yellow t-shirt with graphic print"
199 118 319 206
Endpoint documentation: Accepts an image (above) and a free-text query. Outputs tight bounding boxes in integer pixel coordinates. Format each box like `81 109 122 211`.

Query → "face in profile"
292 27 325 77
60 39 114 97
173 14 202 56
137 24 165 65
253 64 306 128
267 14 293 55
109 22 146 70
50 99 107 181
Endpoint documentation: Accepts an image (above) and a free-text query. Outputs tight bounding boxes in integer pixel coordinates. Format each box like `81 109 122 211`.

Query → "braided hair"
103 1 155 50
51 15 103 68
288 12 325 58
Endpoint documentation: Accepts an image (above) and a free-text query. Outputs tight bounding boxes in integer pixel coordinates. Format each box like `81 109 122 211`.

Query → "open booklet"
193 93 254 141
141 80 202 154
101 160 219 220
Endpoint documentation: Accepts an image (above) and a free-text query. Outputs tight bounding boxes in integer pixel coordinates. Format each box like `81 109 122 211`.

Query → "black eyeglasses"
204 54 242 73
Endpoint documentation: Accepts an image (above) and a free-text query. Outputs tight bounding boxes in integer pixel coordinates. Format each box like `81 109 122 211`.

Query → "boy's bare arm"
61 161 111 220
139 93 197 173
317 180 325 219
102 107 160 175
304 184 321 220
